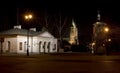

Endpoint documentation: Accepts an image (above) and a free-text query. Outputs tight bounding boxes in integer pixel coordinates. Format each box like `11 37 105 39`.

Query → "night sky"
0 0 120 43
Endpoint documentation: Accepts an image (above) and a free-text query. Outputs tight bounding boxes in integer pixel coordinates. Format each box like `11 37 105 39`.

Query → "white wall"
17 36 58 53
3 37 17 53
1 33 58 54
17 36 27 53
36 36 58 53
31 36 39 53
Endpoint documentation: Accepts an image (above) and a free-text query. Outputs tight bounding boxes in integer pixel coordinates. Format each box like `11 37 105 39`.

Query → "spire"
97 10 101 21
72 19 76 28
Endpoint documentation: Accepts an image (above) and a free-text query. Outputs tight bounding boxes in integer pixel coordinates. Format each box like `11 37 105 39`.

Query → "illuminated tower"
69 19 79 45
92 10 108 54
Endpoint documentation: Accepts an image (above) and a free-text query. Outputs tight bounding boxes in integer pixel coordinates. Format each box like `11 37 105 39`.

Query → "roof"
0 28 55 38
37 31 54 38
0 28 37 36
93 21 107 26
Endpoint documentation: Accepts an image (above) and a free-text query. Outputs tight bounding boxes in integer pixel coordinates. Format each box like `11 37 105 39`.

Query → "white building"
0 25 58 54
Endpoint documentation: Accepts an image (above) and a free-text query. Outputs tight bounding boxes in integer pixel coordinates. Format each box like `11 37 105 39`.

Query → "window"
47 42 50 49
8 41 10 52
47 42 50 52
53 44 56 50
39 41 42 53
19 42 22 50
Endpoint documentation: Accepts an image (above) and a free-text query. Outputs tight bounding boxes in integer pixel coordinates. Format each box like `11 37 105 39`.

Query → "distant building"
92 10 109 54
69 19 79 45
0 25 58 54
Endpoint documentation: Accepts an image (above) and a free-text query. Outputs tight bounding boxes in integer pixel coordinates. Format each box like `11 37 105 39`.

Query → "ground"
0 53 120 73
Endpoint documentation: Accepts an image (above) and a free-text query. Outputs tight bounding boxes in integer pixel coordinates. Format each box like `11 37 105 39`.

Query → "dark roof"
93 21 107 25
0 28 37 36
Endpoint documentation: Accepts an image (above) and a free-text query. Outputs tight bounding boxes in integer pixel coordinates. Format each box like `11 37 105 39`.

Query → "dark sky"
0 0 120 42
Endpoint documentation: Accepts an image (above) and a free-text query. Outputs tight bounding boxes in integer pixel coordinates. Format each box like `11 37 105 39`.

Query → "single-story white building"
0 25 58 54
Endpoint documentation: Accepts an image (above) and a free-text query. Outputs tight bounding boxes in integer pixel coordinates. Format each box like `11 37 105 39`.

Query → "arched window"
39 41 42 53
53 44 56 51
47 42 50 52
0 38 4 53
8 41 10 52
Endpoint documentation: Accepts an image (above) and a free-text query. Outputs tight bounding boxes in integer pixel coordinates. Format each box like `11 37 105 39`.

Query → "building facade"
92 11 109 54
69 19 79 45
0 25 58 54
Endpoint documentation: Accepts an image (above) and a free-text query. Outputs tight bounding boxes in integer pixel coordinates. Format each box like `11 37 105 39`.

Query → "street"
0 53 120 73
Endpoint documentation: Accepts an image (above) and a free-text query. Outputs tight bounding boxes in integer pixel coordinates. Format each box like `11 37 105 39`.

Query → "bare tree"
44 11 71 50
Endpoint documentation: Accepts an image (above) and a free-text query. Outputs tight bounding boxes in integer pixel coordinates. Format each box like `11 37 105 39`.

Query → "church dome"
93 21 107 26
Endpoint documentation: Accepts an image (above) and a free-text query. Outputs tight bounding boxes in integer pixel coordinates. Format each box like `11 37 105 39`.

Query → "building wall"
69 27 79 45
17 35 27 53
93 22 108 54
31 36 38 53
36 37 58 53
1 34 58 54
16 35 58 53
2 37 17 53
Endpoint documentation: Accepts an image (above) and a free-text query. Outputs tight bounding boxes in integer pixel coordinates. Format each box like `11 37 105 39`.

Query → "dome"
93 21 107 26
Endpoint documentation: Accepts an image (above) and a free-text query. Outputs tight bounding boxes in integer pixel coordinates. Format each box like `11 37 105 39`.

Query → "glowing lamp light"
25 15 28 19
24 14 33 56
104 27 109 32
25 14 33 20
92 42 95 46
28 14 32 19
108 38 111 42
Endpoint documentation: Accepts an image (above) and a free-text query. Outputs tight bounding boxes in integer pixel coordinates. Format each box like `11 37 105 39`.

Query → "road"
0 53 120 73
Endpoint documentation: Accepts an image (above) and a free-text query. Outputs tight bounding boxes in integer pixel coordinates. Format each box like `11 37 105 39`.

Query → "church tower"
69 19 79 45
92 10 108 54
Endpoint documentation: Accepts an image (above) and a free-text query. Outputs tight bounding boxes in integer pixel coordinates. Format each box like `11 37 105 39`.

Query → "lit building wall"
0 25 58 54
93 22 108 54
3 37 17 53
17 35 27 53
69 20 79 45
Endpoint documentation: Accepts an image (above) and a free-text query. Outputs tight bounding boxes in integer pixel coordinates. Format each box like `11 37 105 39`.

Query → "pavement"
0 52 120 73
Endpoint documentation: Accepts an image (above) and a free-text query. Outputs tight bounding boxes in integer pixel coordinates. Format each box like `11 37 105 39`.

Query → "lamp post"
104 27 109 42
103 27 109 55
24 14 33 56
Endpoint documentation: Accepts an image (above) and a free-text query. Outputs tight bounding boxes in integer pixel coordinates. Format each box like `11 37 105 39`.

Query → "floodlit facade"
69 19 79 45
0 25 58 54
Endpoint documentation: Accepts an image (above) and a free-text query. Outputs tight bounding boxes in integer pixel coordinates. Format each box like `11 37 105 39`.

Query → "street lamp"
104 27 109 33
104 27 109 41
24 14 33 56
103 27 110 55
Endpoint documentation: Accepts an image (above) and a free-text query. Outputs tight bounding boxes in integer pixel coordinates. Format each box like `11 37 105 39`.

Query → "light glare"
104 27 109 32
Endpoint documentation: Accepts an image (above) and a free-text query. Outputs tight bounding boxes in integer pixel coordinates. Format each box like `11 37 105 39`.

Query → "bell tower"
92 10 108 54
69 19 79 45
